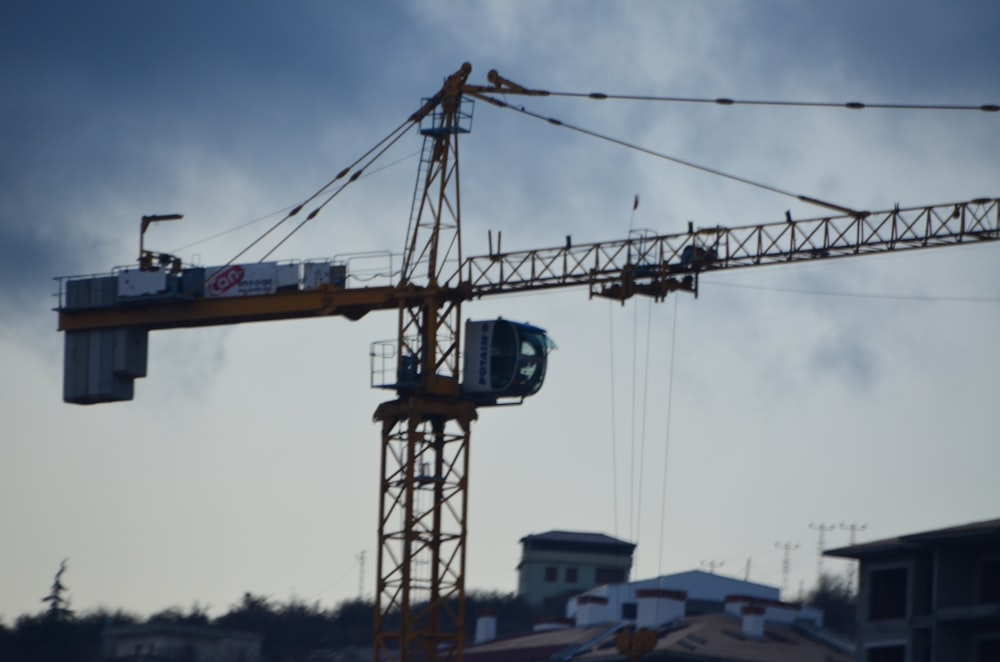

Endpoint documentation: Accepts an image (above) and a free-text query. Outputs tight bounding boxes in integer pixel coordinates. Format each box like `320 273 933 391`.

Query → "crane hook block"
461 319 556 402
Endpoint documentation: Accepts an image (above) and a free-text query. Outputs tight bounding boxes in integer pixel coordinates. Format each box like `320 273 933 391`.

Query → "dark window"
867 645 905 662
490 322 516 390
544 566 557 583
978 638 1000 662
869 567 908 620
621 602 637 620
565 567 578 583
981 559 1000 603
916 559 934 615
912 627 932 662
595 567 626 584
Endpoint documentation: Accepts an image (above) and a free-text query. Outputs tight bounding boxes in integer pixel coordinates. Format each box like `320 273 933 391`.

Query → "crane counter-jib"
56 283 406 332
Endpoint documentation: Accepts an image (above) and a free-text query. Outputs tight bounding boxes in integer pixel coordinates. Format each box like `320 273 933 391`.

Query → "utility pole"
357 550 366 601
840 522 867 588
775 542 800 598
701 559 725 574
809 522 837 583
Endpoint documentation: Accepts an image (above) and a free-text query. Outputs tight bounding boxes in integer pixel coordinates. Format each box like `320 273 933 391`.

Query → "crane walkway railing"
456 198 999 297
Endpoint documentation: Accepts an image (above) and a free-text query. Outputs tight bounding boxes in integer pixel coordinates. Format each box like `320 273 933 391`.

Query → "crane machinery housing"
55 63 999 662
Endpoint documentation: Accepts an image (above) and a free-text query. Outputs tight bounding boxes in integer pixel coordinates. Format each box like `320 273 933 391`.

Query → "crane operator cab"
462 319 555 404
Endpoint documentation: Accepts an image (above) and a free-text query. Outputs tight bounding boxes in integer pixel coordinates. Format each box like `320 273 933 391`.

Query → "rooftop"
465 613 853 662
826 517 1000 559
520 530 636 550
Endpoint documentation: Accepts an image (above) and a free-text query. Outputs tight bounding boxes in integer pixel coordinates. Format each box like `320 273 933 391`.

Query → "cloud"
1 0 997 622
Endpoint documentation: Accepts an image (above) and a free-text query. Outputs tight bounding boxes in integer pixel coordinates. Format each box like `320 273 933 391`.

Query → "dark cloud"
1 1 996 622
737 1 1000 99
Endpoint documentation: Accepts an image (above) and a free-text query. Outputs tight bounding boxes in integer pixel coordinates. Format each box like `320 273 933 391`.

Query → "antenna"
809 522 837 582
775 542 800 597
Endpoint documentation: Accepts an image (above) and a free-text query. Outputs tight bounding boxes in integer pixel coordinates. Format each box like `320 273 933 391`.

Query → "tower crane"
55 63 999 661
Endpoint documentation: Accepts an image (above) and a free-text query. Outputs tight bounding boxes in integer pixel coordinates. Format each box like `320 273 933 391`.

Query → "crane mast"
52 64 999 662
374 63 472 661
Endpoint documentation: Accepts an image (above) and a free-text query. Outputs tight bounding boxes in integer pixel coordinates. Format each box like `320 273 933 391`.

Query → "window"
565 567 578 583
981 558 1000 603
978 638 1000 662
490 322 516 390
621 602 637 620
866 645 905 662
595 567 626 584
869 567 908 620
544 566 557 583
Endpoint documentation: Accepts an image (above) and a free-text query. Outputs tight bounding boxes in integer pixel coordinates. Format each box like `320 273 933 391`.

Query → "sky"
1 0 998 624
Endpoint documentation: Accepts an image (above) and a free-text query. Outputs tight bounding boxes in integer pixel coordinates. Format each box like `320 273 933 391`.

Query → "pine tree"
41 559 74 621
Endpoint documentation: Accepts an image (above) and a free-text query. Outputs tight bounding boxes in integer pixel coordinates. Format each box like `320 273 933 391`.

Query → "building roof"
464 623 615 662
825 517 1000 559
570 571 782 619
464 613 852 662
520 531 636 551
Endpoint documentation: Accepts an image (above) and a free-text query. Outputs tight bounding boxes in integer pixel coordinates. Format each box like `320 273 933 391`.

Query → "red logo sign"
207 265 245 296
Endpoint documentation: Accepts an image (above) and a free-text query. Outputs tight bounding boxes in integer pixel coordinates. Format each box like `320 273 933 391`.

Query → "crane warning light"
461 319 555 402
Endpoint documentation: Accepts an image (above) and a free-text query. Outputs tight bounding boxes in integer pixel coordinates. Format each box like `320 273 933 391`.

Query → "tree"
148 603 211 626
41 559 73 622
804 572 857 637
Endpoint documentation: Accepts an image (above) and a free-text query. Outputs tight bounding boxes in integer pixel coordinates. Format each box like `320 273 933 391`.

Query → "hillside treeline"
0 590 537 662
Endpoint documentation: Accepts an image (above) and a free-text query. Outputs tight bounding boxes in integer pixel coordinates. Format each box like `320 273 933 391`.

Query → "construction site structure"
55 63 999 661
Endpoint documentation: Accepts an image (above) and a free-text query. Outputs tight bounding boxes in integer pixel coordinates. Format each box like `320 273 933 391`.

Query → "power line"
841 522 867 545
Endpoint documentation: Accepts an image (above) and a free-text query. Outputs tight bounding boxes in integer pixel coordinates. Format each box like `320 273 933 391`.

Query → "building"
825 517 1000 662
102 622 262 661
518 531 636 608
567 570 784 622
466 581 852 662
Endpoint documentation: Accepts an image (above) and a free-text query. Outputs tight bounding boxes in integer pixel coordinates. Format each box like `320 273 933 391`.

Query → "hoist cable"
632 298 655 570
539 90 1000 113
608 302 620 539
656 296 680 578
629 298 639 543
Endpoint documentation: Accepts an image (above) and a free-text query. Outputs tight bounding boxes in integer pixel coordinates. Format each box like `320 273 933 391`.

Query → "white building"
566 569 822 627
